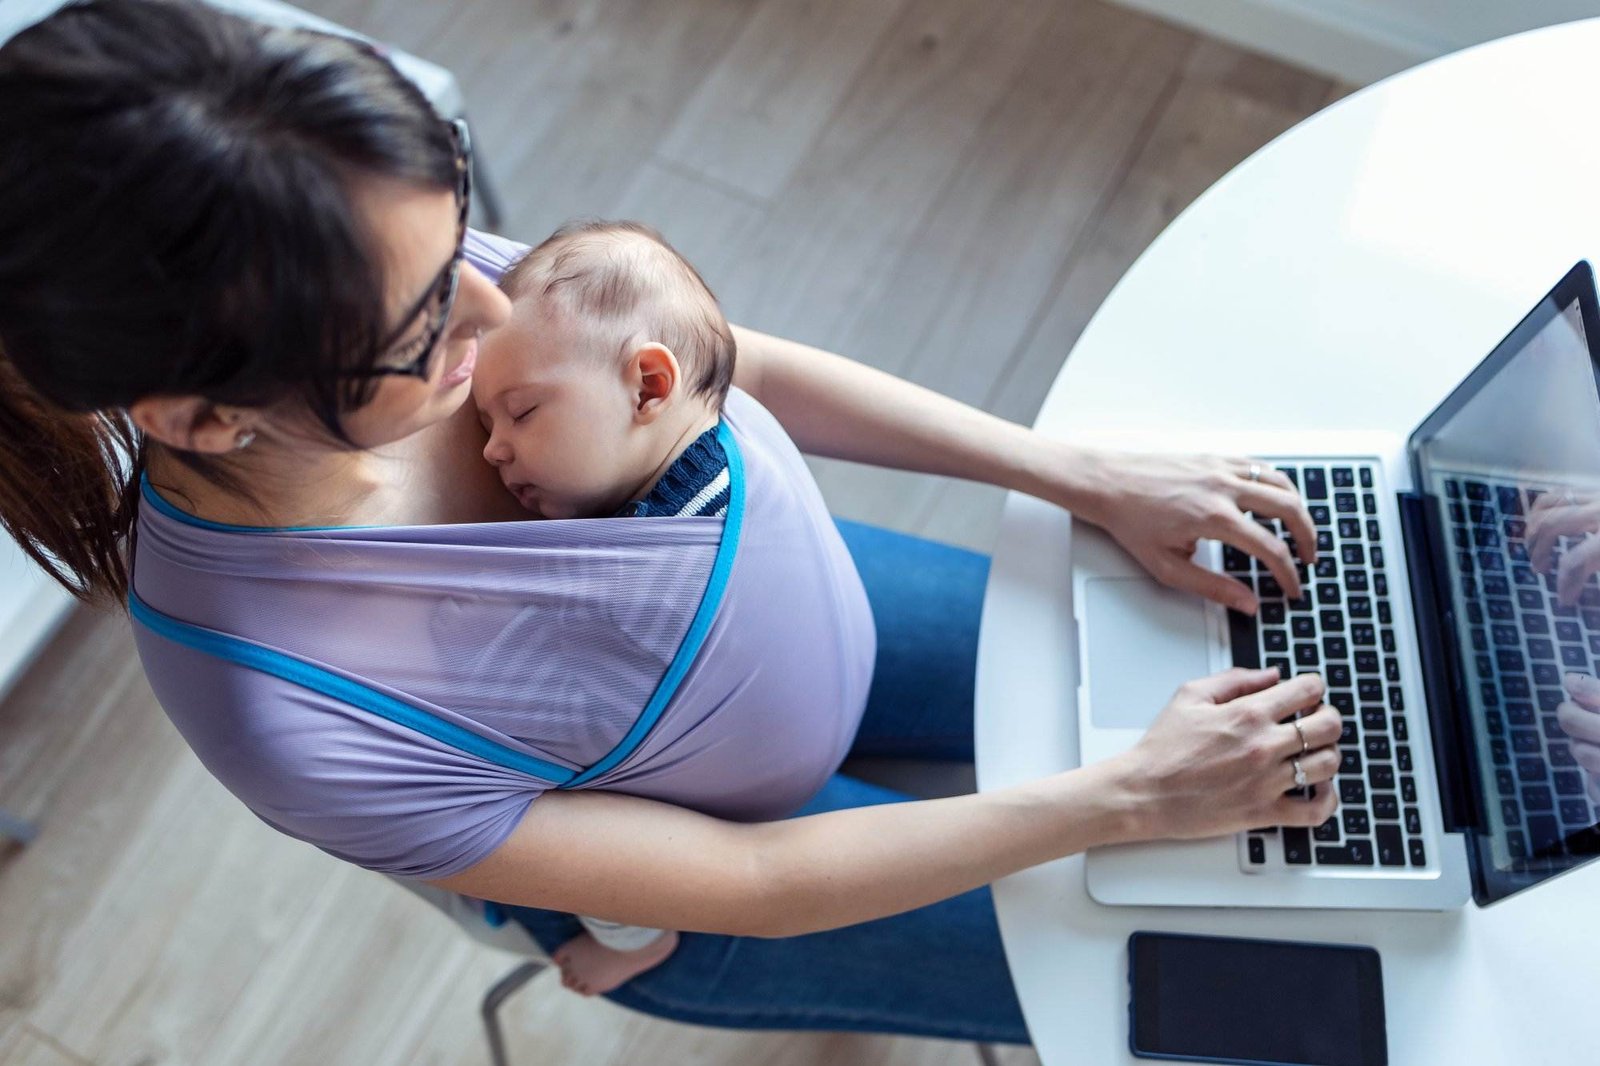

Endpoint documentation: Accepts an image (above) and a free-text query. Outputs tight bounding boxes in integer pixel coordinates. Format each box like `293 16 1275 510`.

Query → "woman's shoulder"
463 229 530 286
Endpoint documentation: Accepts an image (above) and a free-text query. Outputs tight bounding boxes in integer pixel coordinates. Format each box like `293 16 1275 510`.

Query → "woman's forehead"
349 174 458 314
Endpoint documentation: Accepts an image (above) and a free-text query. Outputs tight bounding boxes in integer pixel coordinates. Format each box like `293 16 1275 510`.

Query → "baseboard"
1106 0 1440 85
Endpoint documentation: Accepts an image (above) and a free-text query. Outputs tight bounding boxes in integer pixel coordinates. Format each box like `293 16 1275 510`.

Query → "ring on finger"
1292 716 1309 756
1291 757 1308 788
1248 462 1262 483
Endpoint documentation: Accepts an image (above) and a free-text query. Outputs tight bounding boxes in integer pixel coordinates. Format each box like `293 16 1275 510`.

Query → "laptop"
1074 262 1600 909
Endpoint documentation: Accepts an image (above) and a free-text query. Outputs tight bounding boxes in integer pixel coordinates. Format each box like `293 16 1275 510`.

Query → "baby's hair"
499 220 736 408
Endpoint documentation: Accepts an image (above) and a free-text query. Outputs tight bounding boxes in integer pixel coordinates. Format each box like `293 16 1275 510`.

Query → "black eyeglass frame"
367 117 473 380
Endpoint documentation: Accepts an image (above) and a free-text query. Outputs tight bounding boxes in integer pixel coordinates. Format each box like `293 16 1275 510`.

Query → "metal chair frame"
479 956 1005 1066
478 757 1008 1066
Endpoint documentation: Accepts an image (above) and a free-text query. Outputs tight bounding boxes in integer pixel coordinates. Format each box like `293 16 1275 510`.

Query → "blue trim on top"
139 473 372 533
560 419 747 790
128 592 576 785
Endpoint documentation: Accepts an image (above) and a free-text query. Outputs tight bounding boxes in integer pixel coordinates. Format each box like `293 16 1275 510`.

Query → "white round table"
975 20 1600 1066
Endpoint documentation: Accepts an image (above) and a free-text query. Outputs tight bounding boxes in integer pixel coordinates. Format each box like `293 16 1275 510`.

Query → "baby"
472 219 738 994
474 218 734 523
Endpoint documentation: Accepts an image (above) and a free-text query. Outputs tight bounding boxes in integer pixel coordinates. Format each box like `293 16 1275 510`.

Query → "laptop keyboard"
1442 475 1600 870
1226 461 1428 872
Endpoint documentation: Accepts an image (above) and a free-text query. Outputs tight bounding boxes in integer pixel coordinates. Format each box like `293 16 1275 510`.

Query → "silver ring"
1292 758 1308 788
233 430 256 451
1292 717 1309 756
1248 462 1262 483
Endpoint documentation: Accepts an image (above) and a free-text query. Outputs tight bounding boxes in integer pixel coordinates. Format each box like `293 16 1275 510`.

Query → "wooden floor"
0 2 1348 1063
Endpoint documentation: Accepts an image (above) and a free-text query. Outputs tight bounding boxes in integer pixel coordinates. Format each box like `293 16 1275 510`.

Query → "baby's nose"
483 432 511 466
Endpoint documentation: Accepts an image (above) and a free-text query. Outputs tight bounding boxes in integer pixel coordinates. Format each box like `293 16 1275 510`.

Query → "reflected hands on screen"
1558 672 1600 805
1526 488 1600 606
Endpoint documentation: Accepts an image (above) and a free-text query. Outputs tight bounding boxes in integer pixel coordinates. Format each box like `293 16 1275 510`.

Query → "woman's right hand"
1116 667 1341 840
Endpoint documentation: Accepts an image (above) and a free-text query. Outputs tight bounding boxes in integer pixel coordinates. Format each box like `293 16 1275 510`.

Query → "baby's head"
473 220 736 519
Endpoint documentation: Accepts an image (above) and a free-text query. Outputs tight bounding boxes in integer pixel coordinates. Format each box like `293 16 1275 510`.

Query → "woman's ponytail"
0 349 142 604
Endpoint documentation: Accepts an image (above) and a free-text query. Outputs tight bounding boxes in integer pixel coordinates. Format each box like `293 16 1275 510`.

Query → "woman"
0 0 1339 1045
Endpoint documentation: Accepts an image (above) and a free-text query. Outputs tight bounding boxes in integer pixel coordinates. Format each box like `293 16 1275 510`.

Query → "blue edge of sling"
129 422 748 927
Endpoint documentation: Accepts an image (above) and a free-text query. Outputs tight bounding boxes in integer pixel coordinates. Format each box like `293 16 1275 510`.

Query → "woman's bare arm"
729 324 1077 510
429 758 1139 938
728 323 1318 613
426 670 1338 938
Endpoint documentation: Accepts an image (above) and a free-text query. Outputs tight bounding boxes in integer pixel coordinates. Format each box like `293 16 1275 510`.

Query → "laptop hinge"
1398 491 1485 834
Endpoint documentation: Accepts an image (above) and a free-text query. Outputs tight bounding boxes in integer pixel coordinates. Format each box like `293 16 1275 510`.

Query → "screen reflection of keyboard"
1443 476 1600 869
1227 461 1427 871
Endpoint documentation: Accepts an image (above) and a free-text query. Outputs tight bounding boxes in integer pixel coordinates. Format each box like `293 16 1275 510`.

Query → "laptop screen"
1411 263 1600 903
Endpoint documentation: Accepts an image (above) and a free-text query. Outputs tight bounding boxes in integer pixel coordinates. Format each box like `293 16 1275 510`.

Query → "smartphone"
1128 931 1386 1066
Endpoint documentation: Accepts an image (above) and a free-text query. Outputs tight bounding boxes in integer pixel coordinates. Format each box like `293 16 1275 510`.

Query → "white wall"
0 533 73 700
1109 0 1600 85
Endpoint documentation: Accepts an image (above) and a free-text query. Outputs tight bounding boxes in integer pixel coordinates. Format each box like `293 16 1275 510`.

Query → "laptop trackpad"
1083 577 1214 729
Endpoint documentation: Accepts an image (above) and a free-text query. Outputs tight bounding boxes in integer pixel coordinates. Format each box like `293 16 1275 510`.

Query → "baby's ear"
629 342 680 421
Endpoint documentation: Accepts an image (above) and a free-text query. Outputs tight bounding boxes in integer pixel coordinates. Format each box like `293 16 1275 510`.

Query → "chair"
385 876 555 1066
395 756 1006 1066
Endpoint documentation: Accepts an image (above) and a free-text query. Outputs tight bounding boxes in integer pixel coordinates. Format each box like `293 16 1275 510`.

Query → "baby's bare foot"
551 929 680 996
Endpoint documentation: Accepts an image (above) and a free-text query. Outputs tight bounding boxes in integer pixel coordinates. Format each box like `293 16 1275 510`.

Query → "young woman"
0 0 1337 1044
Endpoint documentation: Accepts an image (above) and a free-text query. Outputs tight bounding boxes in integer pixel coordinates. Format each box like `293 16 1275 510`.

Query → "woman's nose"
455 262 511 336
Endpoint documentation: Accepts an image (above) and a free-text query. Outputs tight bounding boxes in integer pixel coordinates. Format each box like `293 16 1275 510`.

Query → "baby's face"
472 302 645 520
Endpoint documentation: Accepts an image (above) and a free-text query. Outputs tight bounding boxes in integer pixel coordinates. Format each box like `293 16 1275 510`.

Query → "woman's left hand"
1060 448 1317 615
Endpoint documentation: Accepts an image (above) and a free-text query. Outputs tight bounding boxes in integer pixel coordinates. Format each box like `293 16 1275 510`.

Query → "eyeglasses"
369 118 473 379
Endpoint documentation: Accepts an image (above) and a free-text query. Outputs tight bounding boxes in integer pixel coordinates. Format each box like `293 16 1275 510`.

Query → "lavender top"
127 231 876 881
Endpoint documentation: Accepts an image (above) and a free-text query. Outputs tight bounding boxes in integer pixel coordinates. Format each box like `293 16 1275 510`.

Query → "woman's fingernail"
1565 672 1597 694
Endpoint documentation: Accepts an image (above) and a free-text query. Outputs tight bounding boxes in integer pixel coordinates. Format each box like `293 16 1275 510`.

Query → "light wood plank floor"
0 2 1349 1062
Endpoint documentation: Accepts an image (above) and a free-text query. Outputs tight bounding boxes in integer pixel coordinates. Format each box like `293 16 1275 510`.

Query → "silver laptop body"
1075 266 1600 910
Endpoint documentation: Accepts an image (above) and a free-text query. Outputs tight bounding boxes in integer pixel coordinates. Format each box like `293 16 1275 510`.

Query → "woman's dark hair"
0 0 458 604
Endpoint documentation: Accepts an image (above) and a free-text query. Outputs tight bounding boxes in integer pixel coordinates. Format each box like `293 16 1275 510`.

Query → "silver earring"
233 430 256 451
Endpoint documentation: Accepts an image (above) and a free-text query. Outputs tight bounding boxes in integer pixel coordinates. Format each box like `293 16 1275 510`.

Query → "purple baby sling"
128 232 876 881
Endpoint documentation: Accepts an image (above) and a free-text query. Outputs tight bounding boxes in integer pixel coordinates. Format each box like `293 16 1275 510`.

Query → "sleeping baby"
471 219 738 994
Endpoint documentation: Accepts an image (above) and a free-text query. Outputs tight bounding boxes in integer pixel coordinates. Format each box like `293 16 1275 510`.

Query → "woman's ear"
128 396 258 454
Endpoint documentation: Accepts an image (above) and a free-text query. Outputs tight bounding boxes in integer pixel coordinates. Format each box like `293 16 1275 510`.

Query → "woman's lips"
439 336 478 388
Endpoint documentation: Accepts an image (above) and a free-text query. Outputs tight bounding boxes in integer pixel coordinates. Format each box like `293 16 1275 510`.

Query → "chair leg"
482 960 548 1066
975 1043 1004 1066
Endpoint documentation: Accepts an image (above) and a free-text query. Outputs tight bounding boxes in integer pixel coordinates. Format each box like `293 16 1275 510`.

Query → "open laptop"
1075 262 1600 910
